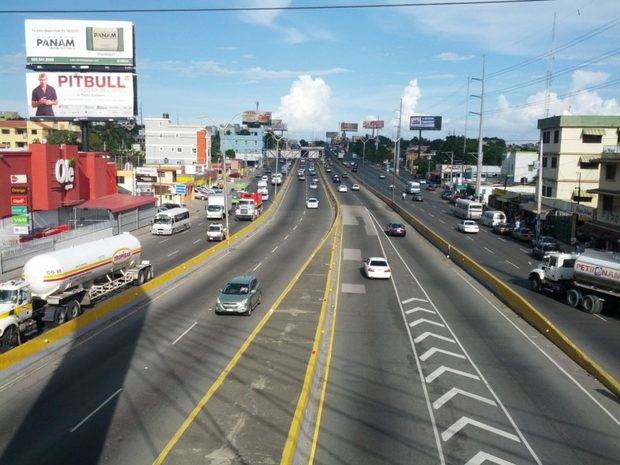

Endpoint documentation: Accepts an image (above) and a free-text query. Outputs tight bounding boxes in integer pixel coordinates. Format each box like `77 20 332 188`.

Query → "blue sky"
1 0 619 141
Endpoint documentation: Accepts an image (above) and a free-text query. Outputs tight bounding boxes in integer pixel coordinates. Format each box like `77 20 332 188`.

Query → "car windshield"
370 260 388 267
0 289 19 304
208 205 221 211
153 216 172 224
208 226 221 232
222 283 249 295
391 224 404 229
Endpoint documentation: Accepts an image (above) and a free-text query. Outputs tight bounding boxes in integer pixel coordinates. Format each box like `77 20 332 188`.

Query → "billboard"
26 71 136 119
242 110 272 125
25 20 134 67
340 122 358 132
363 120 384 129
409 115 442 131
269 119 287 131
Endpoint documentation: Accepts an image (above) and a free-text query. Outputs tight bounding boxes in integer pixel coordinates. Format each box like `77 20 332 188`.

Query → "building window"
543 186 553 197
192 148 197 153
15 129 26 135
177 147 182 152
542 157 548 167
601 195 613 213
580 160 598 169
31 129 38 135
551 157 557 168
1 129 9 134
606 164 617 181
553 130 559 143
16 142 26 148
542 131 551 143
117 176 125 184
582 134 602 144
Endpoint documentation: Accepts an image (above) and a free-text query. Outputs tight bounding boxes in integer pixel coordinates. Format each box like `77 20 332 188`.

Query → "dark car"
492 223 512 235
426 185 436 191
512 227 534 241
441 191 454 200
532 236 561 259
342 173 349 179
386 223 406 236
157 203 181 212
412 192 423 202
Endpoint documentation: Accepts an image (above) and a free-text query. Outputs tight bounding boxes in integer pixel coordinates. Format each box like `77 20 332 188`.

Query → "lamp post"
268 132 286 198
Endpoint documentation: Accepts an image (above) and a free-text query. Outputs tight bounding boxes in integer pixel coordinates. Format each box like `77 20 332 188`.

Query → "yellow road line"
152 169 338 465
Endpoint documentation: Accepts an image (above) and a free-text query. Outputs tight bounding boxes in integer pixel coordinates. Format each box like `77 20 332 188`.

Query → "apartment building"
144 115 208 166
220 124 264 162
537 115 620 208
501 150 538 183
585 145 620 250
0 120 79 149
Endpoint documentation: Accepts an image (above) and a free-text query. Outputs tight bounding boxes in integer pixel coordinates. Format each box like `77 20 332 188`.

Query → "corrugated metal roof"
79 194 155 213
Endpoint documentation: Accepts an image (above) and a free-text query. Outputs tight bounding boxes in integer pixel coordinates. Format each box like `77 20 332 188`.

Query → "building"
501 150 538 183
0 111 20 120
436 164 502 186
220 124 264 162
144 115 208 166
0 120 80 149
537 115 620 209
584 145 620 250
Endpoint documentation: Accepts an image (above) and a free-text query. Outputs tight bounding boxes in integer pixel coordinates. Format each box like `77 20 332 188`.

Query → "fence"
114 205 157 234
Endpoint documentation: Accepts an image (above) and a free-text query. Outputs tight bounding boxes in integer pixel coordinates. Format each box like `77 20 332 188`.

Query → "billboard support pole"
80 121 89 152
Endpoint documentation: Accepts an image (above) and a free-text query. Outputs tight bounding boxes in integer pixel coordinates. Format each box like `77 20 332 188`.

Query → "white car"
309 182 318 190
261 192 270 201
456 220 479 233
338 184 348 193
261 175 268 182
306 198 319 209
351 184 360 191
206 223 227 241
363 257 392 279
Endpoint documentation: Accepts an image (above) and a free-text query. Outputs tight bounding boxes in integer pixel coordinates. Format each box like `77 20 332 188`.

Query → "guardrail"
347 164 620 397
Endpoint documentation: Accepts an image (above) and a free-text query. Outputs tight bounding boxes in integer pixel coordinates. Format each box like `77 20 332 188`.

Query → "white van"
151 207 191 235
453 199 483 220
480 210 507 227
406 181 421 194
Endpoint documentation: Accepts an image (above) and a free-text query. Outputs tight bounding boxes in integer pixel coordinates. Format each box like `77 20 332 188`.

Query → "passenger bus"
453 199 483 220
151 207 191 235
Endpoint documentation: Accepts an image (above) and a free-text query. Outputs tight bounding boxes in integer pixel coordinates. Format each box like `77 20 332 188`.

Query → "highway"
336 157 620 382
0 163 334 465
312 167 620 465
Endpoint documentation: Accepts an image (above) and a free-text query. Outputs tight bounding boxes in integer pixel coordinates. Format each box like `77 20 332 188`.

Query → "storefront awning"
582 128 606 136
79 194 155 213
579 154 600 164
587 188 620 196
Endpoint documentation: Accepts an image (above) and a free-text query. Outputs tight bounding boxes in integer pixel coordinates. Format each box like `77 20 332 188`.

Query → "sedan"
532 238 561 259
512 227 534 241
386 223 406 236
412 193 423 202
215 275 262 316
441 191 454 200
456 220 479 233
309 182 318 190
351 184 360 191
338 184 348 193
306 198 319 209
342 173 349 179
363 257 392 279
492 223 513 235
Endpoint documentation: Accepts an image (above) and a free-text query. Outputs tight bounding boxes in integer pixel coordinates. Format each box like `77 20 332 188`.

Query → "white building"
437 164 501 186
145 114 208 166
501 150 538 183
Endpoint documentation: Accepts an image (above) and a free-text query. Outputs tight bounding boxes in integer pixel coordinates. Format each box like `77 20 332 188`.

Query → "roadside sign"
11 206 28 215
175 184 187 195
10 186 28 195
13 225 30 235
12 215 30 225
10 195 28 205
10 174 28 184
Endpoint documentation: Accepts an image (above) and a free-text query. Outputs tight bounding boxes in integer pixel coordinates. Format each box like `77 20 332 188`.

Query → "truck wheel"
529 276 542 292
0 325 18 349
581 295 598 314
566 289 582 308
66 301 81 320
137 270 145 286
145 267 153 281
54 307 67 326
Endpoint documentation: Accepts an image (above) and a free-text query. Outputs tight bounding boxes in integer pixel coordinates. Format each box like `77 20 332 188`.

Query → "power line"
486 17 620 79
0 0 553 14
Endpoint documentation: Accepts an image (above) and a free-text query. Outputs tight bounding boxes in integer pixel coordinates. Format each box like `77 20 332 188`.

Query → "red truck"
235 192 264 220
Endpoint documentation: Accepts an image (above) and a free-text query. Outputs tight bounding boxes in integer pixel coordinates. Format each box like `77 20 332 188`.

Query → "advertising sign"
13 226 30 235
269 119 287 131
25 19 134 66
326 131 339 139
242 110 272 125
12 215 30 225
340 122 358 132
363 120 385 129
10 196 28 206
10 186 28 195
409 115 442 131
11 206 28 216
10 174 28 184
26 71 135 119
174 184 187 195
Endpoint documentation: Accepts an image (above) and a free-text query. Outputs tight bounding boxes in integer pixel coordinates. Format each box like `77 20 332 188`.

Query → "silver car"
215 275 262 316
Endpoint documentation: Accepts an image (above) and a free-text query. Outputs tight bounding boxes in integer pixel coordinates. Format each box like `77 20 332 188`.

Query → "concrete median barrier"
348 167 620 397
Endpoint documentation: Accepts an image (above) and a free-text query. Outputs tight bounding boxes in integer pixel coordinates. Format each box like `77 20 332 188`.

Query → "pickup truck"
206 223 228 241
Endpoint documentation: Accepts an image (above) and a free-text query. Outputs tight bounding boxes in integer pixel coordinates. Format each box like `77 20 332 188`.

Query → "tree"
47 129 80 146
299 139 309 147
225 149 236 159
211 131 221 160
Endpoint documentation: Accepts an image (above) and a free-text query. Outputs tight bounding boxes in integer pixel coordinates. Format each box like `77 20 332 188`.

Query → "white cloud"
238 0 291 27
493 70 619 133
402 79 422 119
218 46 238 51
435 52 475 62
276 75 332 131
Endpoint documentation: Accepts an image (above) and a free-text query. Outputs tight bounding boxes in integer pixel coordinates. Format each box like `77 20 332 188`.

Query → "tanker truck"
0 233 153 349
529 249 620 314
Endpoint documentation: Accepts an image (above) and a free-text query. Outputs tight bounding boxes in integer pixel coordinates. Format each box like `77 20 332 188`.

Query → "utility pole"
462 76 470 174
470 56 485 200
395 99 403 176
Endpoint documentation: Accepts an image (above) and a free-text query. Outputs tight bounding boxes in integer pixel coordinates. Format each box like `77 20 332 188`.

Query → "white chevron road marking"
464 451 516 465
401 297 428 304
420 347 466 362
442 416 520 443
405 306 436 315
426 366 480 383
414 332 455 344
409 318 445 328
433 387 497 410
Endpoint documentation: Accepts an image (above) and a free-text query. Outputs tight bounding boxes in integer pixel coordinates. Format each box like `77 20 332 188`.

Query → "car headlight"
240 299 248 306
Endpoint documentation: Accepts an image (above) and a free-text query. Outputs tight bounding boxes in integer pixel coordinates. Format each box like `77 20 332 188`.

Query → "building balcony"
572 187 594 203
603 145 620 154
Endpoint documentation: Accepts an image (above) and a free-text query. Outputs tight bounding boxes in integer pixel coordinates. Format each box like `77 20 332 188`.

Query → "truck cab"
529 252 578 292
0 280 37 348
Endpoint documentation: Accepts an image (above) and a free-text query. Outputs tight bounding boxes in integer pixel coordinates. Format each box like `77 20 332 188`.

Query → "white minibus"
480 210 507 227
151 207 191 235
453 199 483 220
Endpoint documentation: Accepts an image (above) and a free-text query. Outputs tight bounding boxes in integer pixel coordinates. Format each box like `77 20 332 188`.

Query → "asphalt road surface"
312 171 620 465
0 163 333 465
332 156 620 383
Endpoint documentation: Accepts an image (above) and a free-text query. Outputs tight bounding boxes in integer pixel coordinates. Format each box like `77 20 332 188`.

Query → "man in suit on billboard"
31 73 58 117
